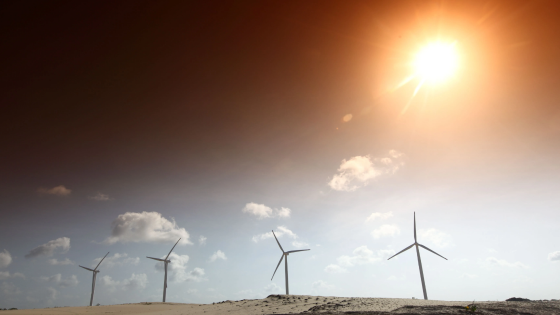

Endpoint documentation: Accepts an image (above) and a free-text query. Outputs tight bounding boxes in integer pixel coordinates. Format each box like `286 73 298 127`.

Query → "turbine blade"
286 249 310 253
271 254 284 280
79 265 95 272
94 252 110 271
414 212 417 242
147 256 166 262
165 238 181 261
387 243 415 260
272 230 284 253
418 243 448 260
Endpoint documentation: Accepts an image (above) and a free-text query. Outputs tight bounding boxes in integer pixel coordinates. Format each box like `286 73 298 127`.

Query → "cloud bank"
104 211 191 245
242 202 291 219
25 237 70 259
328 150 404 191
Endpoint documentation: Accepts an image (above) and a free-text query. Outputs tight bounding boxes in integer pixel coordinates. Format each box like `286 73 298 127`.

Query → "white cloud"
337 246 395 267
199 235 207 246
324 264 348 274
25 237 70 258
93 253 139 268
312 280 335 290
0 250 12 268
328 151 404 191
366 211 393 222
37 185 71 196
548 251 560 262
371 224 400 239
209 250 227 262
102 273 147 292
291 240 309 248
47 287 58 301
47 258 74 266
104 211 191 245
485 257 529 269
242 202 291 219
0 271 25 280
153 252 206 283
40 274 79 288
88 193 111 201
252 226 298 243
419 229 453 248
264 282 282 293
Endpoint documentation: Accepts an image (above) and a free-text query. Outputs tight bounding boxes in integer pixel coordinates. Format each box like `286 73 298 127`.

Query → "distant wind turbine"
147 238 181 302
387 212 447 300
79 252 109 306
270 230 310 295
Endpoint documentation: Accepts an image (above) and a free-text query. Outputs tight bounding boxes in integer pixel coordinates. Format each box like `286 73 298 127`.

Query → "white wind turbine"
79 252 109 306
270 230 310 295
387 212 447 300
147 238 181 302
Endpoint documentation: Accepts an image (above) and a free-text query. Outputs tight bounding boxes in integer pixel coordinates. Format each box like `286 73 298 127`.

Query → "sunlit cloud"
209 250 227 262
104 211 191 245
37 185 71 196
25 237 70 259
242 202 291 219
365 211 393 222
328 151 404 191
102 273 147 292
371 224 400 239
0 250 12 268
252 226 298 243
153 252 206 283
419 228 453 248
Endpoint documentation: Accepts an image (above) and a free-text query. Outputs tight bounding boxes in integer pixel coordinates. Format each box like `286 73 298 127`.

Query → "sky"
1 0 560 309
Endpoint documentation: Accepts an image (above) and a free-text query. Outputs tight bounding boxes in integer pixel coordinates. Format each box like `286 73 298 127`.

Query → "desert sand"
7 295 560 315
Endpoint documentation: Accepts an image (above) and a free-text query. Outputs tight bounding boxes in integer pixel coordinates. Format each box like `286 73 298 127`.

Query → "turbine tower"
387 212 447 300
79 252 109 306
147 238 181 302
270 230 310 295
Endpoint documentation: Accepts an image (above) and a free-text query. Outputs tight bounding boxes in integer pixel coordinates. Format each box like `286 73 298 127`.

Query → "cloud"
242 203 291 219
40 274 79 288
252 226 298 243
291 240 309 248
47 287 58 301
418 229 453 248
371 224 400 239
264 282 282 293
342 114 353 122
25 237 70 259
92 253 139 268
548 251 560 262
104 211 191 245
0 250 12 268
153 252 206 283
47 258 74 266
324 264 348 274
366 211 393 222
102 273 147 292
328 150 404 191
485 257 529 269
312 280 335 290
1 282 22 296
37 185 71 196
88 193 111 201
199 235 207 246
337 246 395 267
209 250 227 262
0 271 25 280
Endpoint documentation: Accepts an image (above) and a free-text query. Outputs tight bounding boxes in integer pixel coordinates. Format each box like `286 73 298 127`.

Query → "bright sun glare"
414 41 458 83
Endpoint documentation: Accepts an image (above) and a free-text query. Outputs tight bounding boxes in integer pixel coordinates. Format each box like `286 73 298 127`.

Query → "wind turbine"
79 252 109 306
387 212 447 300
270 230 310 295
147 238 181 302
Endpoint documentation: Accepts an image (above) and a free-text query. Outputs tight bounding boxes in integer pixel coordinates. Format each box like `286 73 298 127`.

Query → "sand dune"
5 295 485 315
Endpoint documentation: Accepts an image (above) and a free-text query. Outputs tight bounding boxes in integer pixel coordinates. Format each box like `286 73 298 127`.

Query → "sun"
414 41 458 84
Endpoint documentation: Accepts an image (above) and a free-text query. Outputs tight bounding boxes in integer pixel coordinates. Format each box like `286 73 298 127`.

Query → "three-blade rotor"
146 238 181 263
270 230 310 280
80 252 110 273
